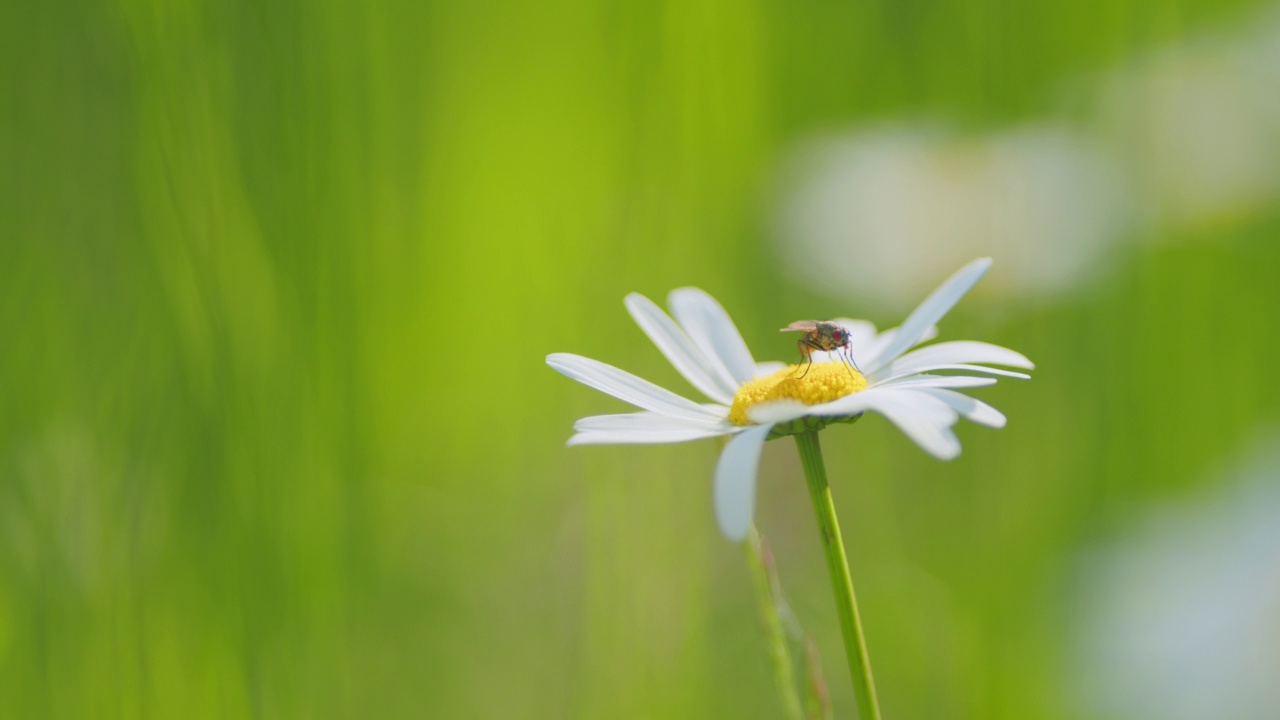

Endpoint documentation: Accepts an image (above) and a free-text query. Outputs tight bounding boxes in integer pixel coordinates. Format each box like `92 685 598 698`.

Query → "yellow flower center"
729 362 868 426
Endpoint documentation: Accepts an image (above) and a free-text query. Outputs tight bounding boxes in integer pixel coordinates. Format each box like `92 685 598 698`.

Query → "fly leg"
839 345 862 376
795 338 821 378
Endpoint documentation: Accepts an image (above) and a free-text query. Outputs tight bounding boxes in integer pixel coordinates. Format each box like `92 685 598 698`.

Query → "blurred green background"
3 0 1279 717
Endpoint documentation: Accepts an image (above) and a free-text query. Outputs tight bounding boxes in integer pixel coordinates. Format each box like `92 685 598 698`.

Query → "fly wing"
780 320 820 333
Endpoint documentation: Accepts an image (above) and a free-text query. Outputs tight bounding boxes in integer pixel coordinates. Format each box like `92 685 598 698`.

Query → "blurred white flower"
548 258 1032 541
1072 432 1280 719
774 5 1280 311
775 125 1129 311
1097 29 1280 230
1244 7 1280 124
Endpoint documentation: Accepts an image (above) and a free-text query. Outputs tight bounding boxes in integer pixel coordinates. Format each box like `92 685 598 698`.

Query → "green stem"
745 526 804 720
795 430 882 720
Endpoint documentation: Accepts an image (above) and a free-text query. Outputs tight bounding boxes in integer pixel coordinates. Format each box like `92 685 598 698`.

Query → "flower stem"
795 430 882 720
745 526 804 720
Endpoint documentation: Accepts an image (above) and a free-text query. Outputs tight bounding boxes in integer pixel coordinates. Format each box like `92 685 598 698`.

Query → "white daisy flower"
547 258 1032 541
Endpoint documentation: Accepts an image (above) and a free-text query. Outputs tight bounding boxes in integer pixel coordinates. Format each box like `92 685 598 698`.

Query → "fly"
780 320 861 378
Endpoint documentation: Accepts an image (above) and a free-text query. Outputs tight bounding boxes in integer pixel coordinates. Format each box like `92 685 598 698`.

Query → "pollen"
729 362 868 426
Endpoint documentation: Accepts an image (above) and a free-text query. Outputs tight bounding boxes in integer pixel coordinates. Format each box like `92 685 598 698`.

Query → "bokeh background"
3 0 1279 717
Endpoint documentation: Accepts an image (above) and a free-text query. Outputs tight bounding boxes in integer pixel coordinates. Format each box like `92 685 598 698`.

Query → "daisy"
546 257 1032 542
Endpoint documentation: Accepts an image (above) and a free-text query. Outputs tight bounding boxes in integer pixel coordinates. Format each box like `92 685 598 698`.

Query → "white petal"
746 399 813 425
917 389 1007 428
743 388 963 460
860 324 938 370
865 258 992 372
807 348 864 371
714 423 773 541
870 340 1033 383
878 375 998 389
803 351 844 366
752 384 963 427
669 288 757 386
808 350 838 364
873 363 1030 385
624 293 738 404
547 353 725 422
568 426 736 445
853 391 961 459
806 387 962 459
890 416 961 460
888 340 1033 369
754 361 788 377
573 411 730 433
810 386 958 425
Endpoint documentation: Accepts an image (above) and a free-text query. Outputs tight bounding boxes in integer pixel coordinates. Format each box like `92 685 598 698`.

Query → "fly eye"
833 330 844 342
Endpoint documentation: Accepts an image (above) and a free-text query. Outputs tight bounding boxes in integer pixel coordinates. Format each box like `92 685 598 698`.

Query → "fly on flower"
781 320 861 378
